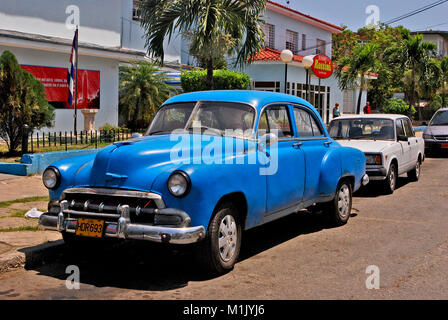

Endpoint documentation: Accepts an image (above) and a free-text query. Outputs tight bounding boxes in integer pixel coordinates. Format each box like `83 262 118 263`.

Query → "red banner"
20 65 100 109
311 54 333 79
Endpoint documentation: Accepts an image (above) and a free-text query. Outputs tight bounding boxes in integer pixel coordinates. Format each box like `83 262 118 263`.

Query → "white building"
0 0 369 132
0 0 182 132
411 30 448 58
237 1 370 123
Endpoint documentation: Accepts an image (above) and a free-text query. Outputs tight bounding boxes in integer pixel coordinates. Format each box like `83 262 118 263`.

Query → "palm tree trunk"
206 57 214 90
410 68 416 120
442 81 446 109
356 77 364 114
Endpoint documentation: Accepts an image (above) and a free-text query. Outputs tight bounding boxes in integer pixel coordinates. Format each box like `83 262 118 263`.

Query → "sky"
278 0 448 32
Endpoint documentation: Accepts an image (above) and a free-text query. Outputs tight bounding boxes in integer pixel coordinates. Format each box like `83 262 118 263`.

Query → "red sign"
311 54 333 79
20 65 100 109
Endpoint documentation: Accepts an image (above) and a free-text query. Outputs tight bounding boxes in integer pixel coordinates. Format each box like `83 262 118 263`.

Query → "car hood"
424 125 448 136
85 133 247 191
334 139 395 153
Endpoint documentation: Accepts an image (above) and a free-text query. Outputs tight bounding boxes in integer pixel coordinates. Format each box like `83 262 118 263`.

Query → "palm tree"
119 61 173 129
441 56 448 108
335 43 379 114
138 0 266 90
388 31 436 118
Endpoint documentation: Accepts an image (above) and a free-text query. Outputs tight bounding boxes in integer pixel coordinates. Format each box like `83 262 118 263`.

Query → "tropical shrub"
0 51 54 153
181 69 251 92
383 98 416 117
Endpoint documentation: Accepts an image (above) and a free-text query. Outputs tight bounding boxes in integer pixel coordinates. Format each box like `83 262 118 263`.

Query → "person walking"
333 103 341 118
363 101 371 114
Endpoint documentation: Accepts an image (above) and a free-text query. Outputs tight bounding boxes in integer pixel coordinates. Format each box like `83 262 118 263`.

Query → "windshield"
185 101 255 138
430 110 448 126
329 118 395 141
146 102 195 135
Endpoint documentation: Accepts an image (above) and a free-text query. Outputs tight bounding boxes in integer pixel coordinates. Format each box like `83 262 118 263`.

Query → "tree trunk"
442 81 446 109
206 57 214 90
356 77 364 114
410 68 416 120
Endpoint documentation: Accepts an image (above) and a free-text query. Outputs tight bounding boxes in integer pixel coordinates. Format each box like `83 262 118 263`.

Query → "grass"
0 226 40 232
0 142 111 163
0 196 49 209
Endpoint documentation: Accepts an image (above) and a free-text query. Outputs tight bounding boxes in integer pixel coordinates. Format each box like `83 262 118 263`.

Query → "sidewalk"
0 175 62 274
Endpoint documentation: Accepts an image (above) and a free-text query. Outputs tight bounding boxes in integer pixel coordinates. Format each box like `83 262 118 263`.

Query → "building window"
261 23 275 49
316 39 326 55
286 30 299 53
302 34 307 51
254 81 281 92
133 0 142 21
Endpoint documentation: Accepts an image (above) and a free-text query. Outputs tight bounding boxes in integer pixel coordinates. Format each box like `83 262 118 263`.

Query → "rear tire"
408 159 421 181
196 202 242 276
384 163 397 194
326 180 352 227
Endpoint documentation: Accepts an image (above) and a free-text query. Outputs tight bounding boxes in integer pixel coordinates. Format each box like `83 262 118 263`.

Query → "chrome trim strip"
61 187 166 209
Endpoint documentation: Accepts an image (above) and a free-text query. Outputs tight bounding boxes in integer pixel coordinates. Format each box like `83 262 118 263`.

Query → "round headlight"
167 171 191 197
42 167 61 189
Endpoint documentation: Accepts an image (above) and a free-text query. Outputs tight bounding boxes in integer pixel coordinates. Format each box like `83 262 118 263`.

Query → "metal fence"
23 129 146 154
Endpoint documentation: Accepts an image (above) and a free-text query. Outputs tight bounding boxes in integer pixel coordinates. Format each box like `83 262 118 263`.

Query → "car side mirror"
397 135 408 142
258 133 278 151
422 121 428 126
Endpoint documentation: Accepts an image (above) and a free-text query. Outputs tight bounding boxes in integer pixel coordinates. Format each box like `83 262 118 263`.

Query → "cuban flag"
67 28 78 108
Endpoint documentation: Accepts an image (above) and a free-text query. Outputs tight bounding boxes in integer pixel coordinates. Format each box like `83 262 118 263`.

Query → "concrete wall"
421 34 448 58
240 62 367 123
0 45 119 132
262 9 333 57
0 0 122 48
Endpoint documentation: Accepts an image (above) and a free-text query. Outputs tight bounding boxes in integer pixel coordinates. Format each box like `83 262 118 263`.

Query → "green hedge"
383 98 416 117
181 69 251 92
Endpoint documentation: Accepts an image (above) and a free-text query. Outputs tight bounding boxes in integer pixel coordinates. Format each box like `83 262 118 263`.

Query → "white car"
328 114 425 193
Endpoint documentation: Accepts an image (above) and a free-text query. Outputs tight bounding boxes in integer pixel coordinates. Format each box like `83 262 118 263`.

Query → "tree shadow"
354 177 411 198
21 210 347 292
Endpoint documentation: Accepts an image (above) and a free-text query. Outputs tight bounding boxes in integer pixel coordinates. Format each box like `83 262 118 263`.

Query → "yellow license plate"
75 218 104 238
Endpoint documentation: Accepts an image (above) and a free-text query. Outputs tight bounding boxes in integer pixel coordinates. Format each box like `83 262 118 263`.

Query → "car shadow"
354 177 411 198
22 210 345 292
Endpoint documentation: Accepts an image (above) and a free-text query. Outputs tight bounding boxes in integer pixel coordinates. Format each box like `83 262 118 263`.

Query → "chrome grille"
59 188 164 224
434 135 448 141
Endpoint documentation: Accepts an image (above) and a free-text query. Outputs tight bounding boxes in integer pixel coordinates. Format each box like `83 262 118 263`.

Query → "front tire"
408 159 421 181
327 180 352 226
197 203 242 275
384 163 397 194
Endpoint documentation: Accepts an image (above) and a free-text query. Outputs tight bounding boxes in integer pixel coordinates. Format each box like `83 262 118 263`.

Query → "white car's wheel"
384 163 397 194
408 159 421 181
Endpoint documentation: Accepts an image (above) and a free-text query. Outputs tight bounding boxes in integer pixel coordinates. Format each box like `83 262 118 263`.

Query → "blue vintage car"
39 90 368 274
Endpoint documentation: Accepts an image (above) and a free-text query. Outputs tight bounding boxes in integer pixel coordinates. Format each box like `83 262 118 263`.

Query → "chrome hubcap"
218 215 237 262
416 162 420 177
337 185 350 219
390 168 395 190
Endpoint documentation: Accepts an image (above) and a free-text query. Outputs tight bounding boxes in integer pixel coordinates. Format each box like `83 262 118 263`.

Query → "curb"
0 239 64 274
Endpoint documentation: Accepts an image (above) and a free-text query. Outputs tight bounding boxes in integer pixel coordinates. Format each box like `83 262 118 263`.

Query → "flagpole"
74 26 79 135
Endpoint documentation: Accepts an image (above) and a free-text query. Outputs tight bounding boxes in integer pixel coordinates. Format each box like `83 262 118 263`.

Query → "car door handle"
292 142 303 149
324 141 333 147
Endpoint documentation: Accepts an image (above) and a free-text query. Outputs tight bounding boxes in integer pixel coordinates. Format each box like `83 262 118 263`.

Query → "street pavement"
0 157 447 299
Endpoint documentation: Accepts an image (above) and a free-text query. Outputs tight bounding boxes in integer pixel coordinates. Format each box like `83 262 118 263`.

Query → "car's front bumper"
366 166 387 180
424 139 448 153
39 209 206 245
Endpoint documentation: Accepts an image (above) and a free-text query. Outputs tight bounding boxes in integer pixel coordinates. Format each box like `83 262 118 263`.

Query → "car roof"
162 90 316 114
331 114 409 121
